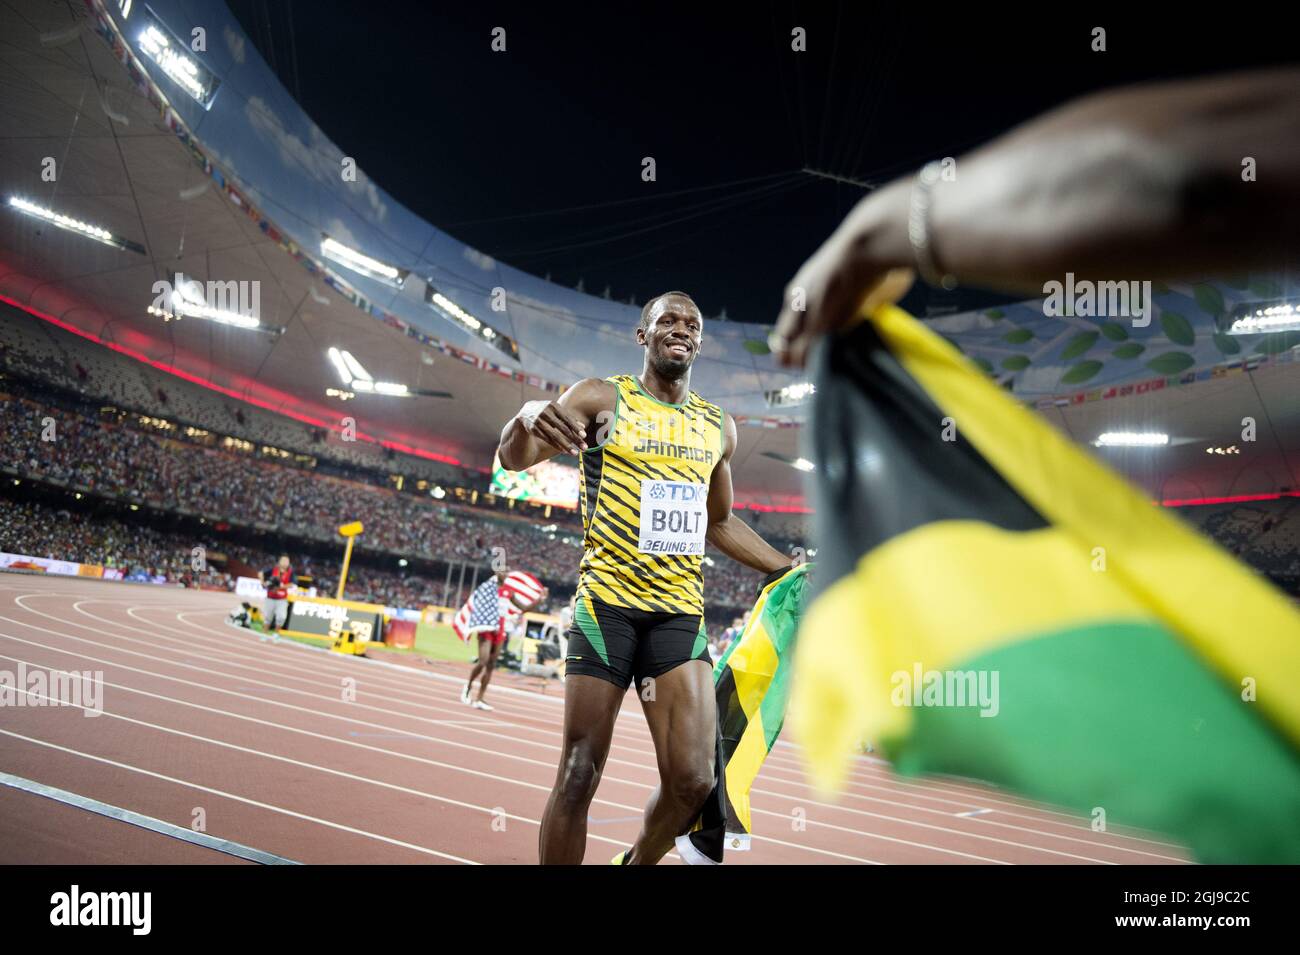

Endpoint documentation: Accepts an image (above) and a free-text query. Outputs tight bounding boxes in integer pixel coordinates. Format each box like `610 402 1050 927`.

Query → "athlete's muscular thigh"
638 659 715 780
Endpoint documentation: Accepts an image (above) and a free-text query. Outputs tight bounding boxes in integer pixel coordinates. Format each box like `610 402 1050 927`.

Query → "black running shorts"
565 595 712 690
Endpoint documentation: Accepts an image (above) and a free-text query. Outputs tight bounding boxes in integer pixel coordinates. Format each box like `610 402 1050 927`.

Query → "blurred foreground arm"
773 67 1300 367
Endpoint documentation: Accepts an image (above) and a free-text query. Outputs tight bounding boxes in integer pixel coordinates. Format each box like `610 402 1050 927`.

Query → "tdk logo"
649 482 704 502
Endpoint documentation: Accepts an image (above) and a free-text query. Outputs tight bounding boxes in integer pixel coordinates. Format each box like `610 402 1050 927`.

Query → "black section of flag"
807 322 1048 602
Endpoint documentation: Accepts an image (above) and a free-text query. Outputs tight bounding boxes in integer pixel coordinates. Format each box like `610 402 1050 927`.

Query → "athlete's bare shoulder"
559 377 617 420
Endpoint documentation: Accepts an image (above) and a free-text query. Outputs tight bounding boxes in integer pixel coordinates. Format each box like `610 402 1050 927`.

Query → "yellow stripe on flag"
872 303 1300 744
730 625 780 718
793 521 1152 788
723 707 768 835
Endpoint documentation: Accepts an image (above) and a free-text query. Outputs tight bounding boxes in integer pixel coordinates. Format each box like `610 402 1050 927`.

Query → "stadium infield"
0 574 1191 865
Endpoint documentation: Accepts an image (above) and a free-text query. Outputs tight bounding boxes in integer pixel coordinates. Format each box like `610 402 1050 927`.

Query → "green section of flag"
680 565 812 864
892 620 1300 863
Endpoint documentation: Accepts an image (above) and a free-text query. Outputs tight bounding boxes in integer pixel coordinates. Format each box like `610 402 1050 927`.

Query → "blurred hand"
771 256 916 369
769 178 916 368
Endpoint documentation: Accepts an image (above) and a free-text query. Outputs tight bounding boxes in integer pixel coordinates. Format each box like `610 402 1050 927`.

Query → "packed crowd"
0 390 788 614
1181 501 1300 594
0 315 463 484
0 496 473 610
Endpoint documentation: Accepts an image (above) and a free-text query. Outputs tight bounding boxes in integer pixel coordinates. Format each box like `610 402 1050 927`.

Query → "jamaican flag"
675 563 813 865
789 304 1300 863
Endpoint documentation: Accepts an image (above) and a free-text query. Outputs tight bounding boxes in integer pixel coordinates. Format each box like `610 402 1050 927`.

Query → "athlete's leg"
465 635 492 696
538 675 625 864
475 638 503 701
626 659 715 865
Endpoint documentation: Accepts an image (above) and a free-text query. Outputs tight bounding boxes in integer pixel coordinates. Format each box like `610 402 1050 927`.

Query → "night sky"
227 1 1297 324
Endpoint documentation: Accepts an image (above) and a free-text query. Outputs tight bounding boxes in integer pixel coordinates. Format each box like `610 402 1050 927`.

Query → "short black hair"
639 291 697 332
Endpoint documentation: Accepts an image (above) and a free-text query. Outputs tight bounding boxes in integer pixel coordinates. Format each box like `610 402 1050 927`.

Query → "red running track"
0 574 1191 865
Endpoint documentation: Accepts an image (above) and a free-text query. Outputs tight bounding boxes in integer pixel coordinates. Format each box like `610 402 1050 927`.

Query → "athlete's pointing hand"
520 400 588 457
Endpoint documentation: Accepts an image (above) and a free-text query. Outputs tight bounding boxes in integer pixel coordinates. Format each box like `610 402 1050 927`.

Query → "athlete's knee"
665 764 713 808
555 746 602 809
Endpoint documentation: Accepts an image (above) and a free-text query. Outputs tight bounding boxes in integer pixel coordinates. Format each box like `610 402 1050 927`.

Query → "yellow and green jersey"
577 374 725 615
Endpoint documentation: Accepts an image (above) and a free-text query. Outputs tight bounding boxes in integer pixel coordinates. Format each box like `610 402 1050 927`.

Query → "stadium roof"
1 0 1296 509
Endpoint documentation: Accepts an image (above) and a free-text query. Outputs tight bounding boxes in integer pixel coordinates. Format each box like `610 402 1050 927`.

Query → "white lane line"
6 602 1142 863
0 645 684 861
21 593 1171 863
0 729 477 864
2 647 890 863
0 646 1050 866
0 770 299 864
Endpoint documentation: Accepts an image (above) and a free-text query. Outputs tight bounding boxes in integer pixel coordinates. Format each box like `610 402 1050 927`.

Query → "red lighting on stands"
1 294 461 467
1159 491 1300 508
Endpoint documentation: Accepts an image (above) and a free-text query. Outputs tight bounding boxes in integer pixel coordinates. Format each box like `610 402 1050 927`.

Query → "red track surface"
0 574 1191 865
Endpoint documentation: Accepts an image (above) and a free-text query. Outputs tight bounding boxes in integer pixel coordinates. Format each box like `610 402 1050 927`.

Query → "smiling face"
637 292 703 378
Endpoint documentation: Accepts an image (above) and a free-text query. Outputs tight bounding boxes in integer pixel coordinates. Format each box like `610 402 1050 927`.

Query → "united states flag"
452 571 544 641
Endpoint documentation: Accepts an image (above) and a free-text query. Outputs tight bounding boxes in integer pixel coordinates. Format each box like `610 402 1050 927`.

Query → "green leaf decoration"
1146 351 1196 375
1159 311 1196 347
1212 333 1241 356
743 339 770 355
1003 328 1034 345
984 309 1004 320
1001 355 1031 372
1099 322 1129 342
1193 283 1225 318
1061 331 1100 360
1061 360 1104 384
1112 343 1145 360
1249 278 1281 298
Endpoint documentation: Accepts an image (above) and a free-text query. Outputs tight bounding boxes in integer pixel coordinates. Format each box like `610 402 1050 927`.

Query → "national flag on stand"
790 304 1300 863
676 563 813 865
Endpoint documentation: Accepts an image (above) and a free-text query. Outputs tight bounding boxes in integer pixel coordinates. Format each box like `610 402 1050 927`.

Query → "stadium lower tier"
2 372 1295 626
0 381 781 616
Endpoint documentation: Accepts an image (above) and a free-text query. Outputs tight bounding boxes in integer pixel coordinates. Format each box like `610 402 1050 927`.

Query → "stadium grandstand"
0 0 1297 888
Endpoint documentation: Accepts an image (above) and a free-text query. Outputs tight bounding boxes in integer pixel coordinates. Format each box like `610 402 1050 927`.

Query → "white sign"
0 552 83 576
235 576 266 599
637 480 708 555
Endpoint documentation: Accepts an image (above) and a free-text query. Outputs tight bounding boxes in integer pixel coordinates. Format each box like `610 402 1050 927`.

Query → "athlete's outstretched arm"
497 378 611 471
705 414 790 575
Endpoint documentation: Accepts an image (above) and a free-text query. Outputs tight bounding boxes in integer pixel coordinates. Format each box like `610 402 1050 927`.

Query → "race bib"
638 480 708 555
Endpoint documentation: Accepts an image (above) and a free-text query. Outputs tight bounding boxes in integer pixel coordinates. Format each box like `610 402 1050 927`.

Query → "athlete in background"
454 569 546 710
498 291 793 864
